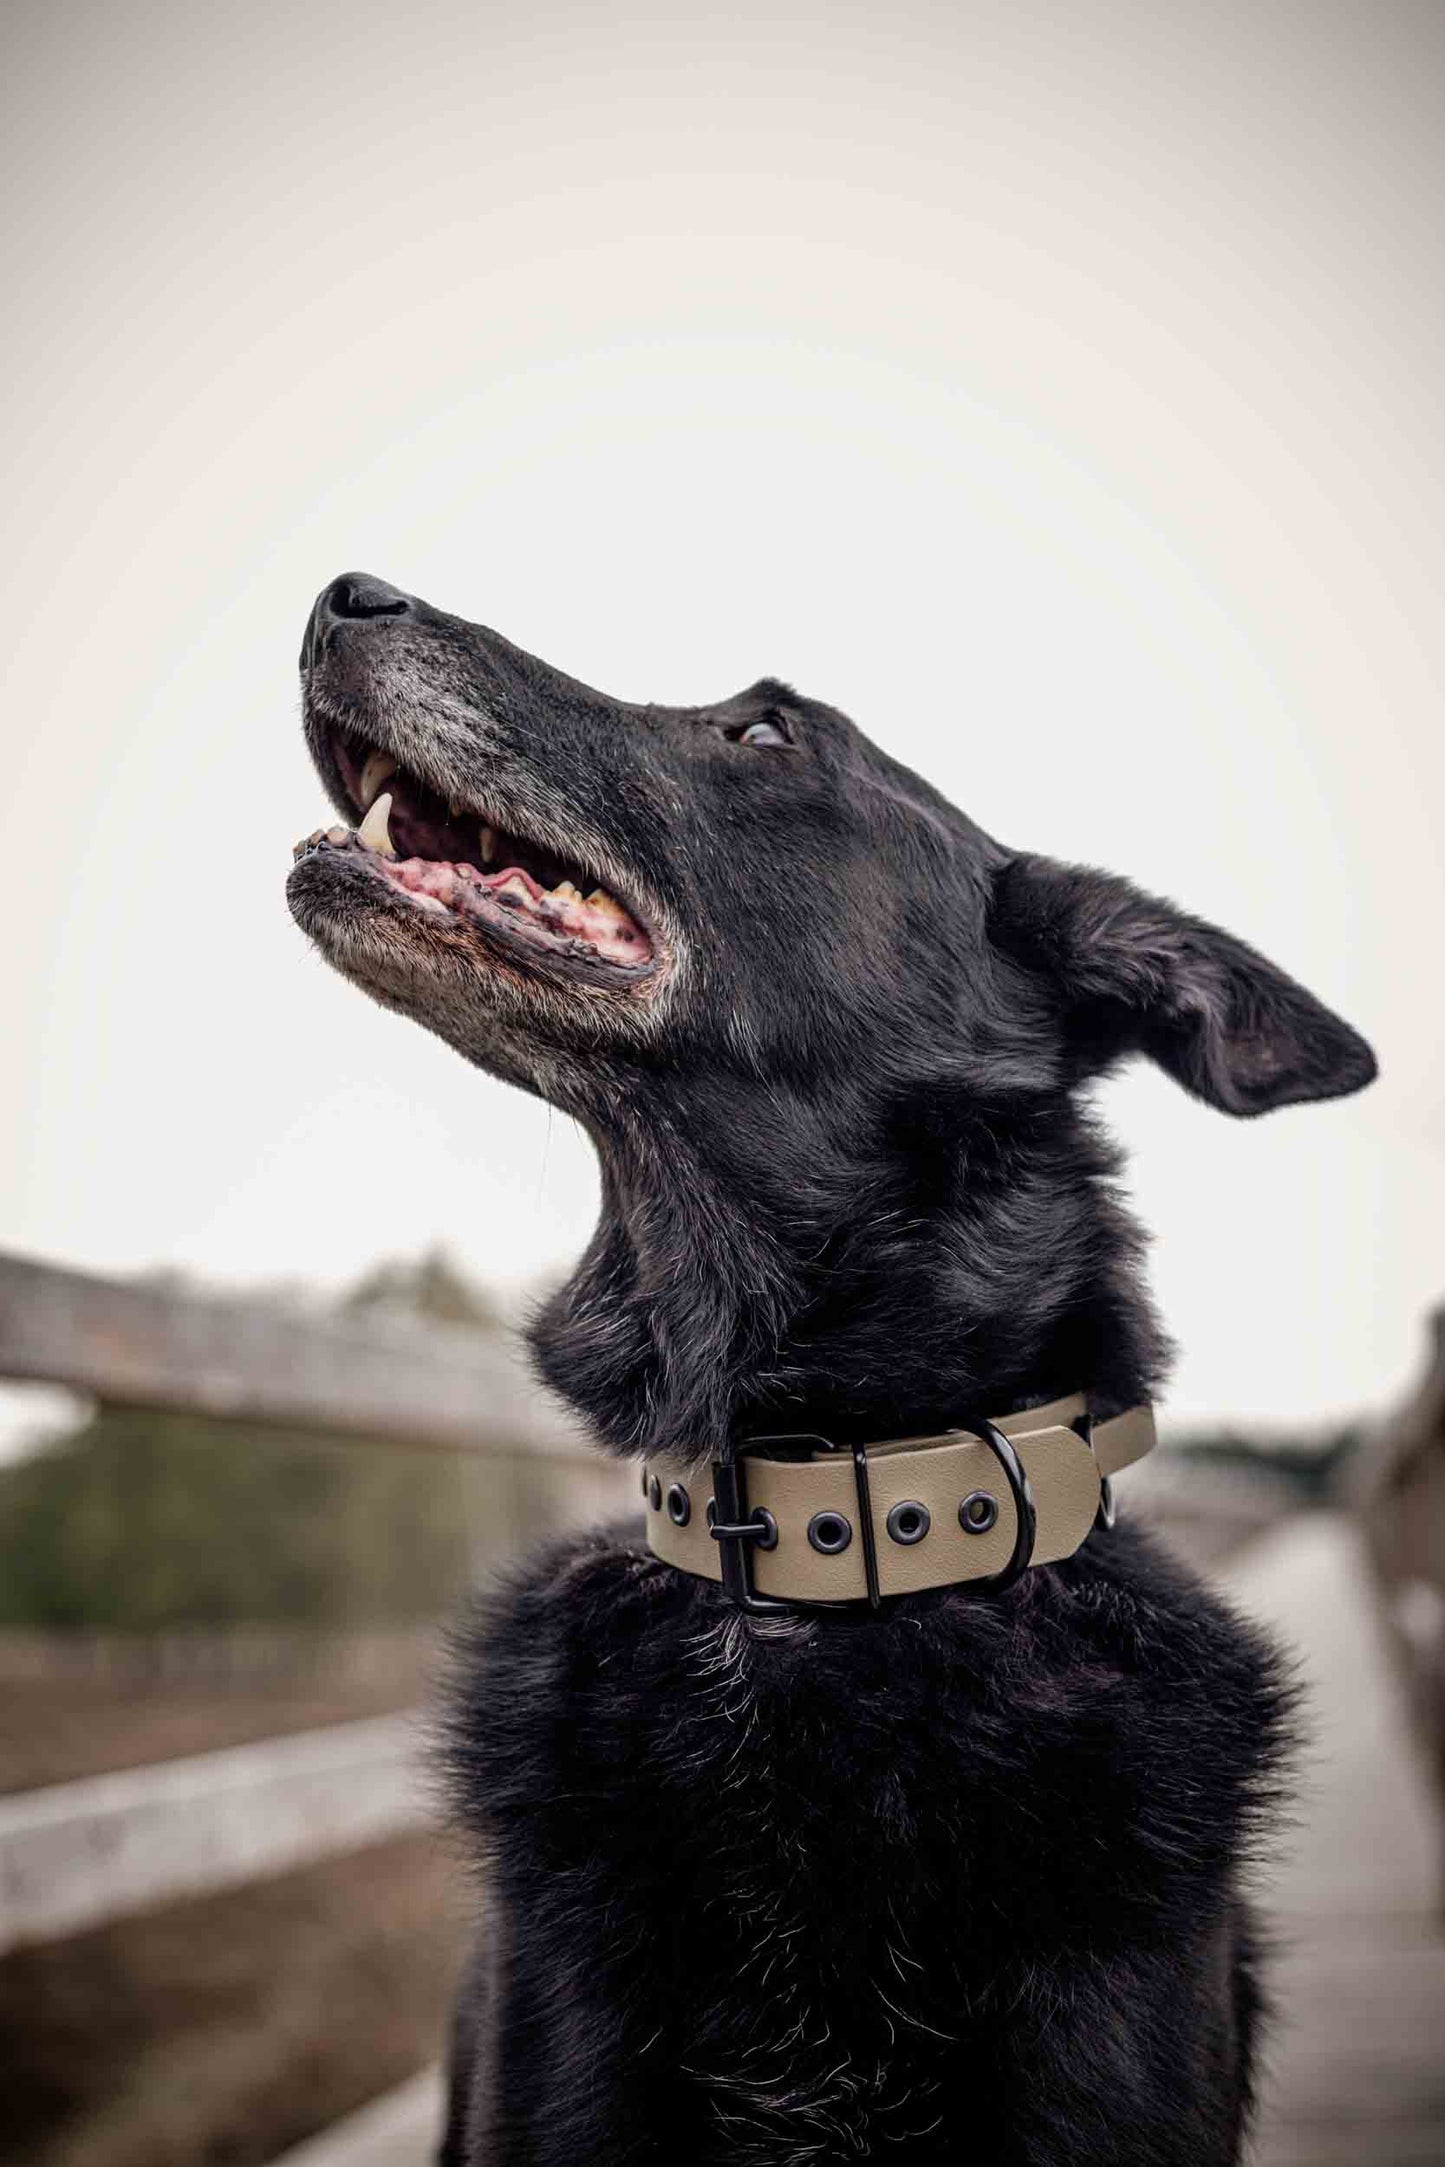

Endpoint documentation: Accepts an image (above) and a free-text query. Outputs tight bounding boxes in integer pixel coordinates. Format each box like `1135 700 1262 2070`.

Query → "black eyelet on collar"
807 1510 852 1555
886 1500 930 1546
959 1490 998 1534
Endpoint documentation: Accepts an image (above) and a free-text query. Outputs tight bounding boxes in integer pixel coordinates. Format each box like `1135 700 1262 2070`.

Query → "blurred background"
1 2 1441 2161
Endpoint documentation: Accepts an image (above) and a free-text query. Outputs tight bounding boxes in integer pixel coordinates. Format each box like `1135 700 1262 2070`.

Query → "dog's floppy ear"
989 854 1376 1115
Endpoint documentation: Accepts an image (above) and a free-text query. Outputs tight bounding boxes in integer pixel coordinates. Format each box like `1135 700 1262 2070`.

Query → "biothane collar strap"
643 1397 1156 1612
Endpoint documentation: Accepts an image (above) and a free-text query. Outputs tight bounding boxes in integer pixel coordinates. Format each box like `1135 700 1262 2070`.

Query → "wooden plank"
0 1250 592 1461
1351 1308 1445 1821
1219 1516 1445 2166
266 2069 444 2167
0 1713 428 1951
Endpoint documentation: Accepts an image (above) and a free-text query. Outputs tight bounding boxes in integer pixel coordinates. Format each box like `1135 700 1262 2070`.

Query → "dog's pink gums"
383 853 651 965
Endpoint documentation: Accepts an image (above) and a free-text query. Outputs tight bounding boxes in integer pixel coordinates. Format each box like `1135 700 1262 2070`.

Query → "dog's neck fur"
531 1066 1168 1460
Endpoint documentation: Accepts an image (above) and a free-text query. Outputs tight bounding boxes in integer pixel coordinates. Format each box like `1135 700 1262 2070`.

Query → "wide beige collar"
643 1396 1155 1610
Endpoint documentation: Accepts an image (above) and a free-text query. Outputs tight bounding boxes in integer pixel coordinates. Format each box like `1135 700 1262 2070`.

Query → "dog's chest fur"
444 1516 1290 2166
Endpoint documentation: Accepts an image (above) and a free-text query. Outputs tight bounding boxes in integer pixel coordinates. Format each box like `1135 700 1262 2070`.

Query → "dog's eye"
733 719 791 749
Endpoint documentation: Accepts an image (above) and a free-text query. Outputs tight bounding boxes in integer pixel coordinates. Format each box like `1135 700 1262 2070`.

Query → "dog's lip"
292 831 661 986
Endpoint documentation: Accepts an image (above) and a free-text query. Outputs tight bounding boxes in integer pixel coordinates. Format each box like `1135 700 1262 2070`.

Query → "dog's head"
289 571 1374 1127
289 572 1377 1444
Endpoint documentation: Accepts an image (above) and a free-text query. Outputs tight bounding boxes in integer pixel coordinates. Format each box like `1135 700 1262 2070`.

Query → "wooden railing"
0 1250 590 1460
0 1247 632 2162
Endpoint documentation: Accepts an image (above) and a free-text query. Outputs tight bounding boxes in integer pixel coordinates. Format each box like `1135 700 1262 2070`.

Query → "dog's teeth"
359 749 396 806
326 826 350 844
479 825 497 865
552 881 584 904
449 797 465 817
357 791 397 856
585 887 627 921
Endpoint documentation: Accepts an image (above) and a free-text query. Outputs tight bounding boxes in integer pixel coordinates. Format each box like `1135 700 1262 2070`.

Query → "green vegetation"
0 1249 518 1631
0 1408 473 1630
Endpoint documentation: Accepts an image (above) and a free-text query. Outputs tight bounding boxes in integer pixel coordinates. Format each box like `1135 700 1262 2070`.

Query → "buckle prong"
708 1455 791 1615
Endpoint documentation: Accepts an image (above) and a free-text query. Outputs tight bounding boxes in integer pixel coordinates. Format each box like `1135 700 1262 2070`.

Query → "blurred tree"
345 1244 505 1332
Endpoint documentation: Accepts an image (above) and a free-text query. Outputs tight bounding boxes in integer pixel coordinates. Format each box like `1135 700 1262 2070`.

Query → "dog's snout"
319 572 415 622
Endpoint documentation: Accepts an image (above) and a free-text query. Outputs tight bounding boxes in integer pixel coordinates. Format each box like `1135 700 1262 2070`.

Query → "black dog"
288 573 1375 2166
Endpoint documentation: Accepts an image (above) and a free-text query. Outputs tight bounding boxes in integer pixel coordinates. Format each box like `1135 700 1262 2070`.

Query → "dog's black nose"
318 572 415 622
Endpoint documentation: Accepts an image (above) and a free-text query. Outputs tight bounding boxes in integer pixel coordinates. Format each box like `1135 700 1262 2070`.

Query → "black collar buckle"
708 1451 792 1616
711 1430 887 1613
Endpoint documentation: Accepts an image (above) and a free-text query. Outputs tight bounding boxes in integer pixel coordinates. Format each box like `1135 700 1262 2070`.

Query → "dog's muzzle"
642 1397 1155 1612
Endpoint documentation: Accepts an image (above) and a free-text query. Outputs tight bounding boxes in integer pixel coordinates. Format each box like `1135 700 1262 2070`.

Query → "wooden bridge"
1 1250 1441 2165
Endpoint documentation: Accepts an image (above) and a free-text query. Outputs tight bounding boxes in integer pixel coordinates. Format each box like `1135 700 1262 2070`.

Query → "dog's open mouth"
293 730 654 974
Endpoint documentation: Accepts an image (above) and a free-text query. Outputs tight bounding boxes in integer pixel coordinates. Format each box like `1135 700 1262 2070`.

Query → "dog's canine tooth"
357 791 397 856
359 748 397 806
480 825 497 865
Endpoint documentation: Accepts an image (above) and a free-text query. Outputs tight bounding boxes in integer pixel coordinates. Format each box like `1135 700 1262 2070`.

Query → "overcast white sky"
2 0 1441 1427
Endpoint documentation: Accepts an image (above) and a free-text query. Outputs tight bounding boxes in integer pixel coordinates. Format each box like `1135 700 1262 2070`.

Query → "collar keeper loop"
960 1420 1038 1595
